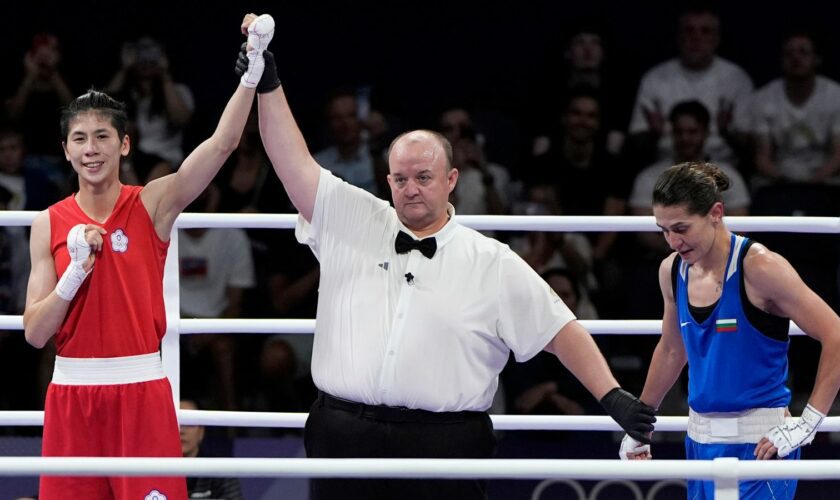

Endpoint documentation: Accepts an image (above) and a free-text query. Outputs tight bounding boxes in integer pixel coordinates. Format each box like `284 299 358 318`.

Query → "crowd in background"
1 5 839 438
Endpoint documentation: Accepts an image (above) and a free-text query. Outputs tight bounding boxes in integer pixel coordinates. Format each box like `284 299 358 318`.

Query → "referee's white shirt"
296 169 576 412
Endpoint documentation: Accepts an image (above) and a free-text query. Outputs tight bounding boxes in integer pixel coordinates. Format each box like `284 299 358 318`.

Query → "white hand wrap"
619 433 651 460
55 224 92 301
240 14 275 88
765 404 825 458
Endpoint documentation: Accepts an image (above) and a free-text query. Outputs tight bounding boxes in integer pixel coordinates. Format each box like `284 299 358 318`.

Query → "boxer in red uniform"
22 14 275 499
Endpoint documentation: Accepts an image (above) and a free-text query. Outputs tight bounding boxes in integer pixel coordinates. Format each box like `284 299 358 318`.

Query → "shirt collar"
397 204 459 251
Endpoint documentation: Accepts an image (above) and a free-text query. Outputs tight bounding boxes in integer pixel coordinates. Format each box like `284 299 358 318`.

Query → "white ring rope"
0 317 810 336
3 211 839 233
4 411 840 432
164 213 840 233
0 457 838 481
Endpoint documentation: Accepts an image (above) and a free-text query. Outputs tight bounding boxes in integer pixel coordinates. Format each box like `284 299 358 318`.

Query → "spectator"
181 399 244 500
530 21 632 157
313 89 384 196
750 31 840 186
5 33 73 184
441 108 511 216
630 101 751 221
0 128 63 313
180 184 256 411
627 6 752 166
106 36 195 183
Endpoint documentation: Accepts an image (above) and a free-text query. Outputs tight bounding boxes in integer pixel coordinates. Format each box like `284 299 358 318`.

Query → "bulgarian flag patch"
716 319 737 332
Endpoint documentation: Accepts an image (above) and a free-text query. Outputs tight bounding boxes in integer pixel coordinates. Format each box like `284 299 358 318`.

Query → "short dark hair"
564 86 602 110
653 162 730 215
668 100 711 128
60 89 128 141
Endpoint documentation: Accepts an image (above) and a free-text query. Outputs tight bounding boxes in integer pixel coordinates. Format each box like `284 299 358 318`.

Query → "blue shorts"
685 437 800 500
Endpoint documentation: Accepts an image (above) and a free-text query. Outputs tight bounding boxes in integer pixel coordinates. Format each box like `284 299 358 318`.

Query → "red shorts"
40 377 187 500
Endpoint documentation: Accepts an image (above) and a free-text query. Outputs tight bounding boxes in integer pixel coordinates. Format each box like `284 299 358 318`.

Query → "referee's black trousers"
305 392 497 500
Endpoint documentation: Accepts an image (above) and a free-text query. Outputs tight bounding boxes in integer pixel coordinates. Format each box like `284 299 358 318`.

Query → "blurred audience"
441 107 511 216
179 184 255 411
749 31 840 187
5 33 73 186
627 6 752 167
106 37 194 183
313 89 385 196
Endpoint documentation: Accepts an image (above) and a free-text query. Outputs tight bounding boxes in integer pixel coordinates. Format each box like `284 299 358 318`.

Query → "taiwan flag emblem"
716 319 737 333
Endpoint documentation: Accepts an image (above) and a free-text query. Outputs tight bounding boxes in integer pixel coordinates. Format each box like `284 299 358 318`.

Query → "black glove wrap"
600 387 656 444
257 50 282 93
233 43 282 93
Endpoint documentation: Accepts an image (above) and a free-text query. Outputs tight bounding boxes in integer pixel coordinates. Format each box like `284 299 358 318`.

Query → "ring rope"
0 317 809 336
3 411 840 432
2 211 839 233
0 457 838 481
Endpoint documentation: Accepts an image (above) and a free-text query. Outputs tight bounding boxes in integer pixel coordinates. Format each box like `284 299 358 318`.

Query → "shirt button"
388 350 395 356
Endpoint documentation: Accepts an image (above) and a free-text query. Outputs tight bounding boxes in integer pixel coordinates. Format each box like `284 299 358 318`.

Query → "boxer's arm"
23 212 70 348
142 15 274 239
142 83 255 240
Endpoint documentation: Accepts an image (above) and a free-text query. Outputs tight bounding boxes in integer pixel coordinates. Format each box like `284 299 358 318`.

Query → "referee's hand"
600 387 657 444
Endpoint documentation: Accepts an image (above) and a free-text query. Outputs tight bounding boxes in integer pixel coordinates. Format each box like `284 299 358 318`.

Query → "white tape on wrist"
240 51 265 89
55 262 91 301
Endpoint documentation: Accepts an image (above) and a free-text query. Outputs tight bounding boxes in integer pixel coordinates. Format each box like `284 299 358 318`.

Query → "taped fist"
619 433 652 460
764 404 824 458
237 13 275 88
235 45 280 94
55 224 104 301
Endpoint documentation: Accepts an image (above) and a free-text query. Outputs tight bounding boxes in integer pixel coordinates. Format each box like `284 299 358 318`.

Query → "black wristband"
600 387 656 444
257 50 282 94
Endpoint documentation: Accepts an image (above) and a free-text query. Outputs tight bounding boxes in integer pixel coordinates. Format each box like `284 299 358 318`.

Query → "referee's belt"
317 391 487 424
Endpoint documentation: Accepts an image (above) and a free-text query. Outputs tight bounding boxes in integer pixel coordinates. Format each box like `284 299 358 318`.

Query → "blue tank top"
675 234 790 412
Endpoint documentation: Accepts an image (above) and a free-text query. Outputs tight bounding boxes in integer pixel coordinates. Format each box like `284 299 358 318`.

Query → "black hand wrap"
234 43 249 78
257 50 282 93
600 387 656 444
233 43 282 93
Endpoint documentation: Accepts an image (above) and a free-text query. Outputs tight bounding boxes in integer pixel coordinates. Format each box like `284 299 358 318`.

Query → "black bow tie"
395 230 437 259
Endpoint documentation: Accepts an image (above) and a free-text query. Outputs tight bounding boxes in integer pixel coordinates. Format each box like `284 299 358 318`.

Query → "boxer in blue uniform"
619 162 840 499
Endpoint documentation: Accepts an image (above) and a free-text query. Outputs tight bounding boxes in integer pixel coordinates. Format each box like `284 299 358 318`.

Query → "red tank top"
49 185 170 357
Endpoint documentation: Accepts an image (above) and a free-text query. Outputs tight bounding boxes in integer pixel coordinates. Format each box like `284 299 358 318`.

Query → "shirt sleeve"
295 168 392 262
497 249 576 362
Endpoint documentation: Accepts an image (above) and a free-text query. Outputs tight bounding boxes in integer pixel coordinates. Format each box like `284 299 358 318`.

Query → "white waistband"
687 407 788 444
52 352 165 386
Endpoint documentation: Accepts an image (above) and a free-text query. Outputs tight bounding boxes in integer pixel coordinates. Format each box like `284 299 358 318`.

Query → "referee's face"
388 132 458 237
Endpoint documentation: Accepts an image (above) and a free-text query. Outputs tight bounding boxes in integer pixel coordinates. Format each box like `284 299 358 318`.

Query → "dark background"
4 0 840 151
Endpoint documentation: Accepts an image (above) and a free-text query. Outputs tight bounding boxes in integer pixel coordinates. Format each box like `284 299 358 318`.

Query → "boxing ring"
2 211 840 499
